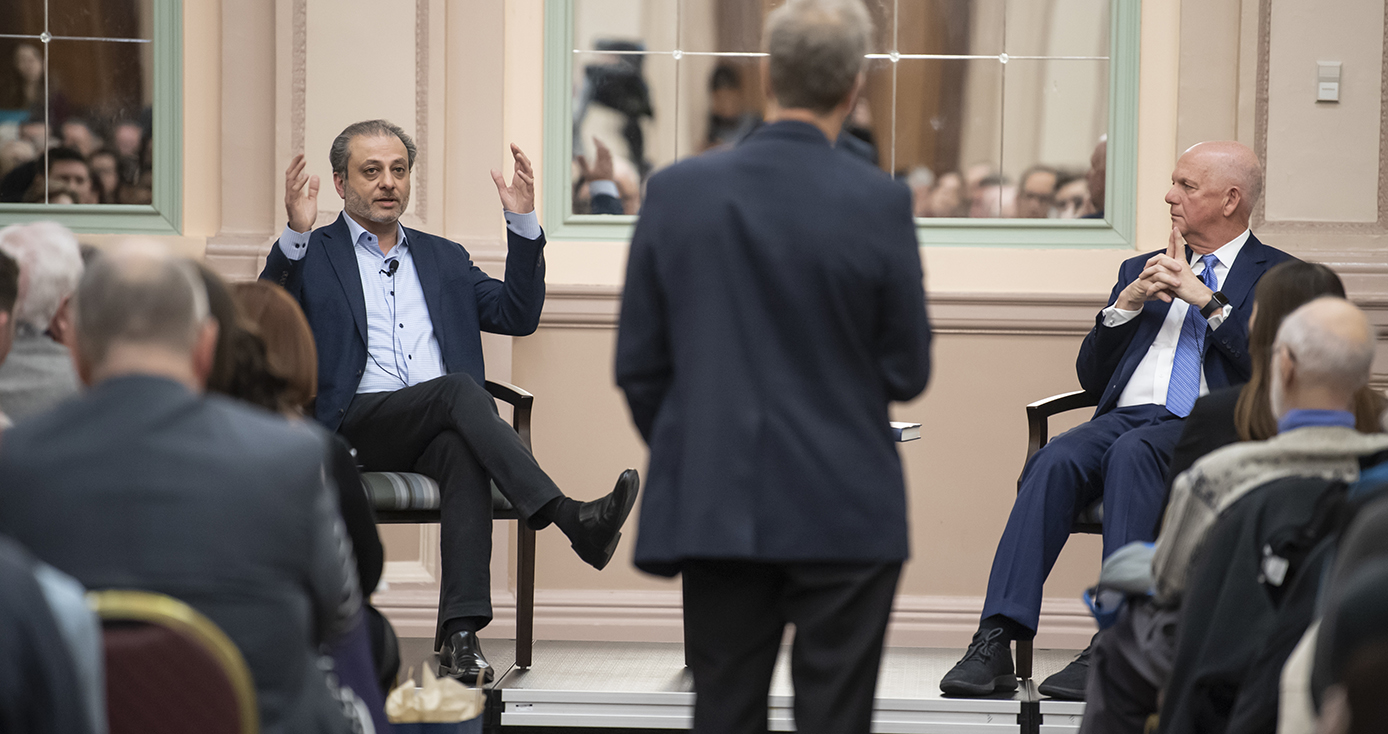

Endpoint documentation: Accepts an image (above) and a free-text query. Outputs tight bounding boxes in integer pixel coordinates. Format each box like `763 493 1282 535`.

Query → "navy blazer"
616 121 933 576
260 214 547 430
1076 234 1294 417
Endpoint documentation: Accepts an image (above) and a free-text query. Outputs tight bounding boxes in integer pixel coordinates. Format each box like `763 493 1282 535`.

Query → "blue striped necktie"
1166 254 1220 418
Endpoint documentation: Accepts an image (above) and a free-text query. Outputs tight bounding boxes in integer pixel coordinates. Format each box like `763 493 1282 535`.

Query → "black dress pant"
340 373 563 643
681 560 902 734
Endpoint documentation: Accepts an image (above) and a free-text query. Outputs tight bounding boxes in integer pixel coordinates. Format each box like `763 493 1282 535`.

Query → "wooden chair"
1014 388 1102 680
360 379 537 669
90 589 258 734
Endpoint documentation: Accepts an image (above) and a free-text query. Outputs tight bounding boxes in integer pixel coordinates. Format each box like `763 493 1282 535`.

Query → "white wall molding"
373 587 1097 650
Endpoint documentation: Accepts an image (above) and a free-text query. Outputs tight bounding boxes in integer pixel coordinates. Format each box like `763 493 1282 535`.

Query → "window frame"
0 0 182 235
542 0 1138 248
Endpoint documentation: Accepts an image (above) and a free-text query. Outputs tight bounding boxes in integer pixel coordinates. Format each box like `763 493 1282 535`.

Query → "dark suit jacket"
616 120 933 576
260 213 547 430
1077 235 1293 417
0 376 360 734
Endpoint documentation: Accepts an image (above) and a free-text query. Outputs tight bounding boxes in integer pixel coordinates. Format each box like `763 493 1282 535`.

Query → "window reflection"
570 0 1111 221
0 0 155 206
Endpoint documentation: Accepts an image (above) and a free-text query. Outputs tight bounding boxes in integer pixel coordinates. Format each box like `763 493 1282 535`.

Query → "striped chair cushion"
361 472 514 512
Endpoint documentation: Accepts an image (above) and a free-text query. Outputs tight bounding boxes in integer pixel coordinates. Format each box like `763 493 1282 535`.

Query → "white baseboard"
372 588 1097 650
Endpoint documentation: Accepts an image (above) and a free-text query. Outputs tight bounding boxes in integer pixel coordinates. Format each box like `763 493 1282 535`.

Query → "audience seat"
361 378 537 669
90 589 257 734
1015 388 1102 680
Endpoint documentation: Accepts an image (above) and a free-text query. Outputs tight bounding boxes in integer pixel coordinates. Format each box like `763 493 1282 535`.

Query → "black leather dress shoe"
570 469 640 570
437 631 493 684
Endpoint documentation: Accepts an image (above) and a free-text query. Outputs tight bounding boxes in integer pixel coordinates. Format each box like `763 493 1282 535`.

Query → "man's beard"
1269 353 1286 421
345 187 406 224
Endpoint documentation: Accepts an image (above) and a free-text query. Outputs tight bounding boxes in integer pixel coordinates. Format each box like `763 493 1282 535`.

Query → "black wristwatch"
1200 291 1230 319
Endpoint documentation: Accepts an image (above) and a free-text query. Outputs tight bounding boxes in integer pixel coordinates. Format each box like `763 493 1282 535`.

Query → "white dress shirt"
275 209 541 393
1103 229 1249 409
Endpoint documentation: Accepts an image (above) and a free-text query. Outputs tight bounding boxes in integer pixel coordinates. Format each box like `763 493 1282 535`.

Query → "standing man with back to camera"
616 1 933 731
261 120 640 684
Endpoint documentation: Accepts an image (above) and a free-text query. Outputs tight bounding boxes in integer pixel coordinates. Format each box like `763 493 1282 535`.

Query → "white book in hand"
890 421 921 442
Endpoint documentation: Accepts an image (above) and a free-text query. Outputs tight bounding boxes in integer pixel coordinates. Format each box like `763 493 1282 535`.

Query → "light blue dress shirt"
276 210 541 393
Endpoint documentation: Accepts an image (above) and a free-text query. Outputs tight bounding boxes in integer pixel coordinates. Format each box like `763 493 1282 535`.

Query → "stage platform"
398 638 1087 733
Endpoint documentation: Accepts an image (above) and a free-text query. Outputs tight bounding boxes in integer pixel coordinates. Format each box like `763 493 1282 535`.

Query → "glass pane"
0 0 46 36
889 58 1002 217
897 0 1003 57
51 0 154 39
571 51 675 215
679 0 892 54
9 39 152 205
1004 0 1110 58
1001 59 1108 219
574 0 677 53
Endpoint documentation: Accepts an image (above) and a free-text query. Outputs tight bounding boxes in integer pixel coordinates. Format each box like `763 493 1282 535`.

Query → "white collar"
1192 228 1250 271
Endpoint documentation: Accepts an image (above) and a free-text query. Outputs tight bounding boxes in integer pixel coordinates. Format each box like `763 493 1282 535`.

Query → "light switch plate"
1318 62 1342 103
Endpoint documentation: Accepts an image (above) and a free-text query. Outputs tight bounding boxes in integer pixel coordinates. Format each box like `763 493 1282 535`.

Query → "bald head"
73 242 210 374
1270 297 1375 418
1183 141 1263 215
1167 140 1264 250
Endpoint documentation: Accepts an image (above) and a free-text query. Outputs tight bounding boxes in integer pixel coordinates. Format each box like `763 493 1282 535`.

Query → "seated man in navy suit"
261 120 640 684
941 141 1295 698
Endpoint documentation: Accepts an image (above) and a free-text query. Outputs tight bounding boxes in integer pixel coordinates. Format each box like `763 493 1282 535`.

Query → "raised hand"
491 143 535 214
285 153 320 233
575 137 614 183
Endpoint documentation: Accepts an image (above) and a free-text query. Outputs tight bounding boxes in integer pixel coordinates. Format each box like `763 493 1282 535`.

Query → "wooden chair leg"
515 520 535 669
1016 638 1033 680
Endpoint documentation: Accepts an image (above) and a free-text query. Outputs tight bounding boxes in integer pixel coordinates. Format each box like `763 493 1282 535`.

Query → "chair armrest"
485 380 534 452
1024 390 1100 463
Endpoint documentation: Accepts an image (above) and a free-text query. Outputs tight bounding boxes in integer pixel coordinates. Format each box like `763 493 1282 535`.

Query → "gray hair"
1274 296 1375 395
328 120 417 178
0 221 83 333
764 0 873 114
73 243 209 366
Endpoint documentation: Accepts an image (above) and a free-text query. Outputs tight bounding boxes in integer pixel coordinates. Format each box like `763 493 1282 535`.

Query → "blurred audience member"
0 158 38 203
0 243 364 734
18 119 48 151
1085 136 1107 218
0 534 96 734
1054 173 1089 219
837 95 878 165
0 250 17 429
704 64 760 151
926 172 966 218
0 137 36 179
45 148 96 204
21 181 77 205
908 166 936 217
0 222 83 422
59 119 99 158
970 175 1016 218
88 148 119 203
0 44 44 112
111 119 143 160
964 162 995 204
1016 165 1059 219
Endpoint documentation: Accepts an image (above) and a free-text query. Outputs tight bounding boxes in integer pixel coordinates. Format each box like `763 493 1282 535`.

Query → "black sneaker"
940 627 1018 696
1037 645 1093 700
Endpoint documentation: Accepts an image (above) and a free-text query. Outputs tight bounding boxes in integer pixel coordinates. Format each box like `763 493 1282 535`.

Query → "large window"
543 0 1137 246
0 0 181 233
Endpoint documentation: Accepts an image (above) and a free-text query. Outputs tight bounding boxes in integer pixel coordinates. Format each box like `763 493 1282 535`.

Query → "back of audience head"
0 221 83 341
1234 262 1348 439
1315 560 1388 734
1267 297 1373 421
763 0 873 115
195 263 283 415
230 280 318 416
71 242 215 389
